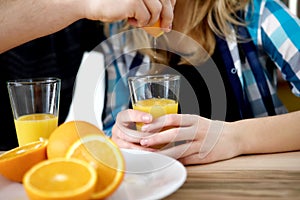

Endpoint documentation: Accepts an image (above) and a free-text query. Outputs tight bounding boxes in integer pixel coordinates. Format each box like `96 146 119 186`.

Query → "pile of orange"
0 120 125 200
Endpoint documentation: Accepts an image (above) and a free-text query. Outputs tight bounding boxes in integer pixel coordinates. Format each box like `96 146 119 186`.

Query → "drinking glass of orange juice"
7 77 61 146
128 74 180 137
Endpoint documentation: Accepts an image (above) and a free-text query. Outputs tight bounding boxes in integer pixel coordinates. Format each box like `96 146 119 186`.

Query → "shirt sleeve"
249 0 300 97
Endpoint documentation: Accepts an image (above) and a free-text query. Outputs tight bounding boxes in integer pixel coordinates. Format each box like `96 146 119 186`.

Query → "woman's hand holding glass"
111 109 242 165
112 109 154 151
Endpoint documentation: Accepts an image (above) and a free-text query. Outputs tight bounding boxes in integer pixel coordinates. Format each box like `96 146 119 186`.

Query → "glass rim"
128 74 180 83
7 77 61 86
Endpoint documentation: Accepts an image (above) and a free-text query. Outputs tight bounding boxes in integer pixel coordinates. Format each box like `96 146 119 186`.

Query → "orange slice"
66 135 125 199
23 158 97 200
143 20 164 38
0 139 47 182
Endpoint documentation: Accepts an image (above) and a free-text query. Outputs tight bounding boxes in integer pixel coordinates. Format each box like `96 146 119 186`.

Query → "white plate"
108 149 187 200
0 149 186 200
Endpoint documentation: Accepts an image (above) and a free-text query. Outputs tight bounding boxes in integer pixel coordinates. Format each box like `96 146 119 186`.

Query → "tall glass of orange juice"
7 77 61 146
128 74 180 147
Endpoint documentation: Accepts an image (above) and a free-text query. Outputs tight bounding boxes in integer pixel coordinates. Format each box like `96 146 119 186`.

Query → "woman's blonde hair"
106 0 251 67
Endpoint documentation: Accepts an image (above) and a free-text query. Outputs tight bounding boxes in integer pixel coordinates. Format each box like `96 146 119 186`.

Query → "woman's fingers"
140 126 199 147
140 114 210 146
112 109 154 143
113 123 158 143
178 153 215 165
159 141 201 160
156 139 220 165
159 141 231 165
142 114 205 131
178 151 231 165
111 134 155 152
116 109 153 125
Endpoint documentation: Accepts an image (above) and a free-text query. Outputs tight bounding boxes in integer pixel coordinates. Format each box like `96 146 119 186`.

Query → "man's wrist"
52 0 84 21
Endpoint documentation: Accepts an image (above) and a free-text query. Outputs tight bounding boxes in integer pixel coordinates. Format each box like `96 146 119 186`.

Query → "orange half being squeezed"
143 20 164 38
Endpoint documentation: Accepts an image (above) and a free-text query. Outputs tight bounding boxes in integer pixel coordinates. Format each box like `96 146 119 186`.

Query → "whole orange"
47 121 104 159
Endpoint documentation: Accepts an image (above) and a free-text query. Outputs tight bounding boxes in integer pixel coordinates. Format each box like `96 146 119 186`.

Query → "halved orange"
0 139 48 182
66 135 125 199
143 20 164 38
23 158 97 200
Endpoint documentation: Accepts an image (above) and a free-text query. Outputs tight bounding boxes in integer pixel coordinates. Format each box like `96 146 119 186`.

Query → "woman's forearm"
230 111 300 155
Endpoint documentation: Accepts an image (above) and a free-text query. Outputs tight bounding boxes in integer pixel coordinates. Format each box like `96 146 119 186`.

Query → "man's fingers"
128 0 175 28
129 0 162 27
159 0 175 29
143 0 162 25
